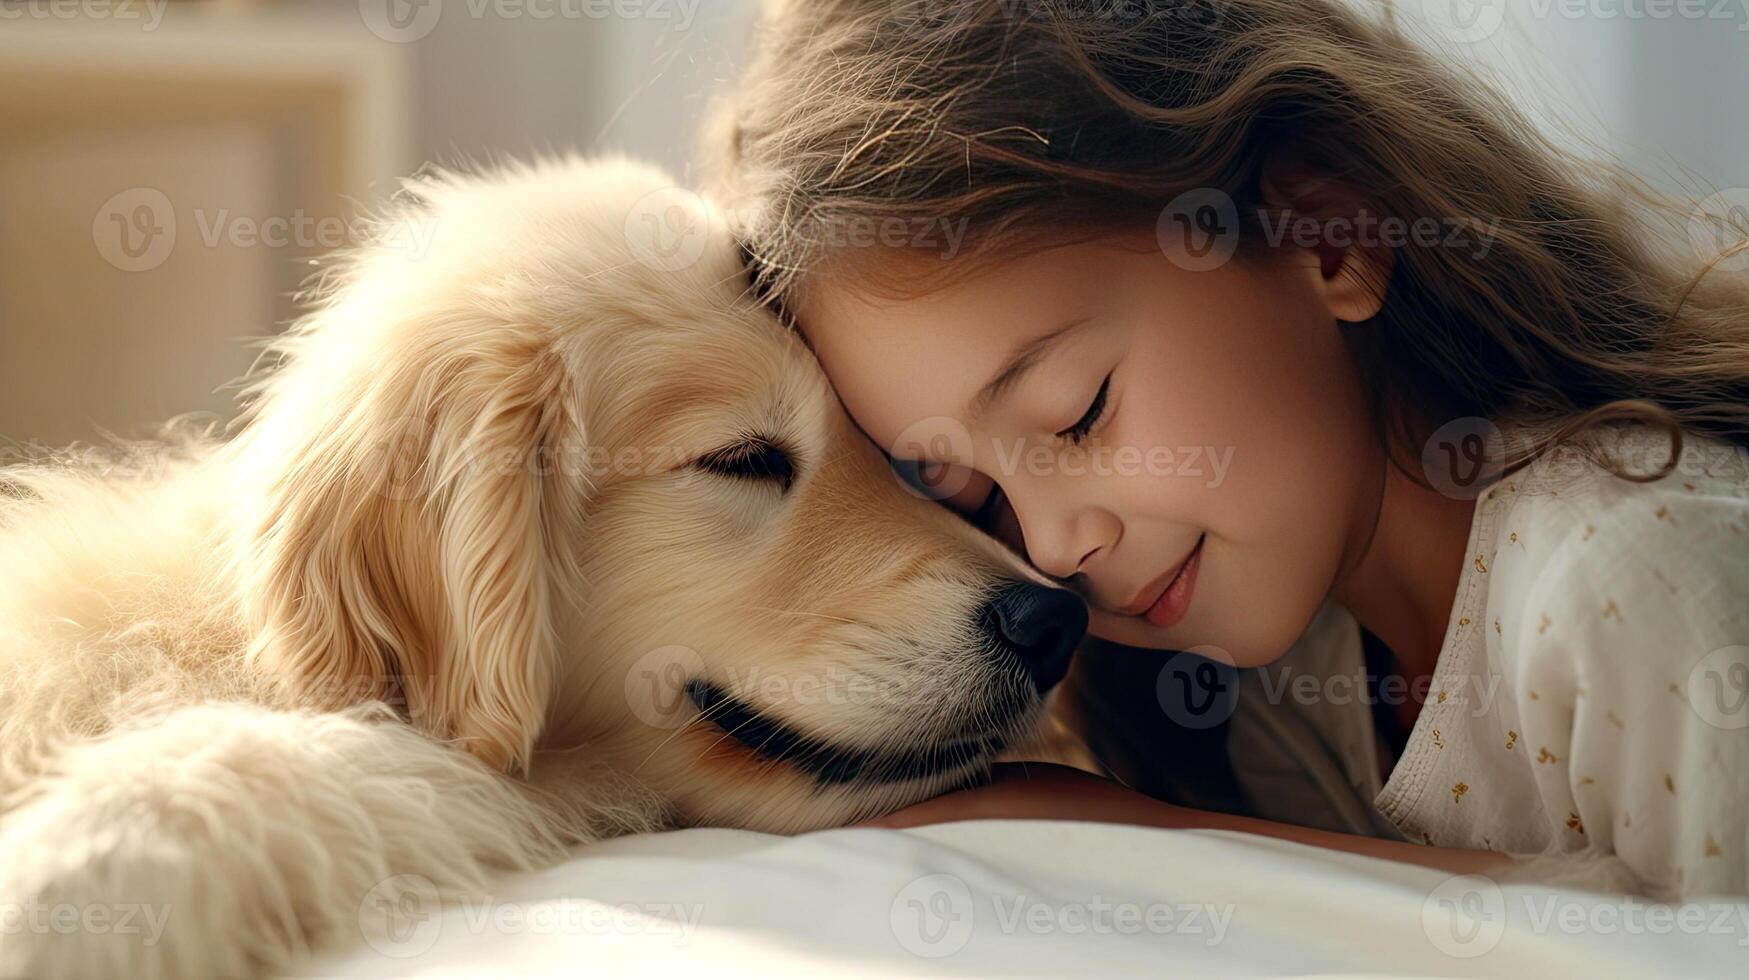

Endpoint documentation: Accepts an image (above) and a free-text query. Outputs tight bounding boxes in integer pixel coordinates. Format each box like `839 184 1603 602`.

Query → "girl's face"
796 229 1387 665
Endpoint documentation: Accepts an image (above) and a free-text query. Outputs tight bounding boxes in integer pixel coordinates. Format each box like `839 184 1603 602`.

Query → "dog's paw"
0 702 576 979
0 777 205 979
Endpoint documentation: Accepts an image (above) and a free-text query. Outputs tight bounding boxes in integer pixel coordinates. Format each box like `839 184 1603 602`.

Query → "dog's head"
229 158 1087 832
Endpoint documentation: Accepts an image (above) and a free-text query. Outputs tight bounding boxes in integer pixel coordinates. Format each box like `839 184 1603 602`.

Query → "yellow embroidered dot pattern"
1505 730 1518 750
1567 812 1585 834
1537 747 1558 764
1452 782 1469 804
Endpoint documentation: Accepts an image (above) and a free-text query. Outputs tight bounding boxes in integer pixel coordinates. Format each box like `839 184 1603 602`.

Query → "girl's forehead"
797 235 1128 380
794 285 1003 452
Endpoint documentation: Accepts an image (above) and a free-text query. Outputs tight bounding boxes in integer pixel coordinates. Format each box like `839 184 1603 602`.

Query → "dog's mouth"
684 679 1026 787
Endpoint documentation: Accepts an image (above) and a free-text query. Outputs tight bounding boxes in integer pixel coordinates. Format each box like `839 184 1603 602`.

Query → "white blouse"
1377 421 1749 897
1230 421 1749 898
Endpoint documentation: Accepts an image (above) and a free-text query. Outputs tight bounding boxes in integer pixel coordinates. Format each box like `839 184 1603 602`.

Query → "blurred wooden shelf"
0 10 412 197
0 10 414 446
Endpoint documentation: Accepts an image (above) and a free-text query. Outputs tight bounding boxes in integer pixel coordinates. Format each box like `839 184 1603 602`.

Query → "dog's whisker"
742 605 860 626
627 695 746 776
652 690 795 779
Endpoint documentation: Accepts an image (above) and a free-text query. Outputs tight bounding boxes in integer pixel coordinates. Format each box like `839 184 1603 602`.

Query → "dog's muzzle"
684 581 1088 787
976 581 1087 694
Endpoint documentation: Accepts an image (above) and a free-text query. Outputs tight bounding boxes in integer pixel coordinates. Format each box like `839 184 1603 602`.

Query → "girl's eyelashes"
1055 373 1112 445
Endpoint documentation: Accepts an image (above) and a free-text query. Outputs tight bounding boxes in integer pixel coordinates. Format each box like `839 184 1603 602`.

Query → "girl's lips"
1142 534 1205 630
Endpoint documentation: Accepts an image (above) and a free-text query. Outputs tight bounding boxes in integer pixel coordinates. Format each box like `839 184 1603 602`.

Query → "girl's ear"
1318 239 1394 324
1258 164 1395 324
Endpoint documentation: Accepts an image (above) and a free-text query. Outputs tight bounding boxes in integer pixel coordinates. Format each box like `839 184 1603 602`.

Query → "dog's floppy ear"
236 305 570 774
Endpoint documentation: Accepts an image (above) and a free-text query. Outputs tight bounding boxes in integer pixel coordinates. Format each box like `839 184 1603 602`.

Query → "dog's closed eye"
694 439 796 492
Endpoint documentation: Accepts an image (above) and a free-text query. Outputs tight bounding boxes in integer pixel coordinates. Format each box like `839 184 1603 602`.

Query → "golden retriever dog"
0 158 1089 978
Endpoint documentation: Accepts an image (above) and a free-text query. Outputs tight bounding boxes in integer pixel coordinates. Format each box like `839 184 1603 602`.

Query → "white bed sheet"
309 820 1746 977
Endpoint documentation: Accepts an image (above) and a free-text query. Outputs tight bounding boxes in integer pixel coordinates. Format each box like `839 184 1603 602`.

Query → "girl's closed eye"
1056 373 1113 446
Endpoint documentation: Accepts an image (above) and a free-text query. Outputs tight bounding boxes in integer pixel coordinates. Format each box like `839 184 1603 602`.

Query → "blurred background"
1 0 1745 447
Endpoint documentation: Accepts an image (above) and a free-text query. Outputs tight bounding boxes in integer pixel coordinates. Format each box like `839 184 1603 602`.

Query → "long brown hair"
708 0 1749 479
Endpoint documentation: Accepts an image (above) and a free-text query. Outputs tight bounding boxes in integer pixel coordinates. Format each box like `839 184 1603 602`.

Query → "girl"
708 0 1749 897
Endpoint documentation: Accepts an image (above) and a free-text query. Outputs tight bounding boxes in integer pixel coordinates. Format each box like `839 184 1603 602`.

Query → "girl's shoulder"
1486 420 1749 555
1476 420 1749 652
1409 422 1749 897
1496 418 1749 505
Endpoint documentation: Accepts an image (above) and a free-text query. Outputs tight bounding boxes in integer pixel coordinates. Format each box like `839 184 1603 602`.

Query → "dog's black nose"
979 581 1089 693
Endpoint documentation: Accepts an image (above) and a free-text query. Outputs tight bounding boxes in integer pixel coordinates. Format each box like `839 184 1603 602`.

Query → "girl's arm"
863 763 1507 877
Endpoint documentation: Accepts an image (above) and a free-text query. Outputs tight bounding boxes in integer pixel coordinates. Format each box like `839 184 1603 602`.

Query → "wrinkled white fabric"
310 819 1748 977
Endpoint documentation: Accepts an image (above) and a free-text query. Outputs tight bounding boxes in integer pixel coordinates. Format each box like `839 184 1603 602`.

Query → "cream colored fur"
0 158 1050 977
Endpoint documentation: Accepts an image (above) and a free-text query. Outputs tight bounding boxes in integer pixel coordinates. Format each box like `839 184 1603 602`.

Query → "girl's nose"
1009 484 1119 581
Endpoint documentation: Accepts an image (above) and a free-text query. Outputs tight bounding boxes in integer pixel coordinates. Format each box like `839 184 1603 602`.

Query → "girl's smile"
1137 532 1203 629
